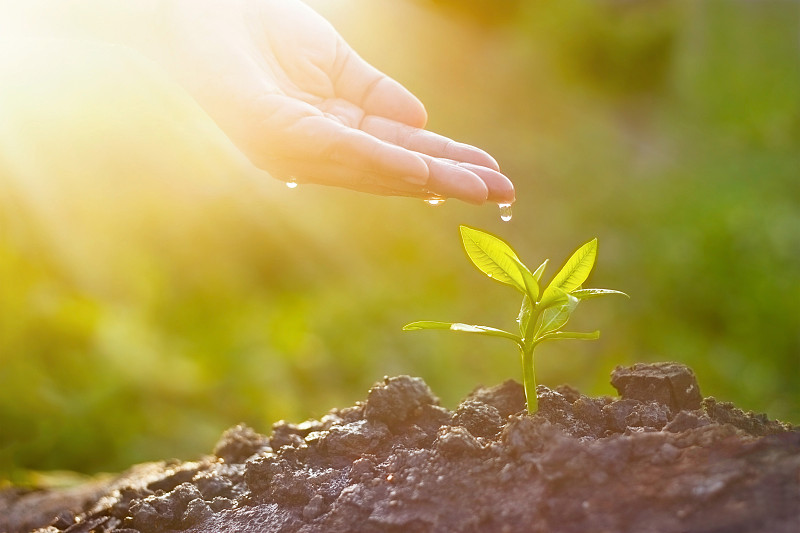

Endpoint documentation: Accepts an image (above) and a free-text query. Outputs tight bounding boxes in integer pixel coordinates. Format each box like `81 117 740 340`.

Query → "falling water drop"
424 197 446 206
498 203 513 222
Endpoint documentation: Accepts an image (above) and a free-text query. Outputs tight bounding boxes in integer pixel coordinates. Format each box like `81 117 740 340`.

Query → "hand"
146 0 514 204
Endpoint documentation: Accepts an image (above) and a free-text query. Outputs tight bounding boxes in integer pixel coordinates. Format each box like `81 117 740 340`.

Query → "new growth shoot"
403 226 628 414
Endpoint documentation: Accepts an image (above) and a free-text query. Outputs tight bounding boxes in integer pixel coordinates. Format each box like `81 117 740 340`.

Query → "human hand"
147 0 514 204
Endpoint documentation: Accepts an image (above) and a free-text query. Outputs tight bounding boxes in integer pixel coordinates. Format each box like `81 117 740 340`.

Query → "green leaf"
459 226 526 292
541 239 598 304
403 321 522 346
571 288 629 300
505 253 540 302
537 330 600 343
532 259 548 282
403 321 456 331
517 295 533 337
536 292 579 337
537 285 570 312
448 323 521 341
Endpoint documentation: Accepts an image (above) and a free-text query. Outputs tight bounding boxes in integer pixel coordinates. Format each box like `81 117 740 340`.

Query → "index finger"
360 115 500 171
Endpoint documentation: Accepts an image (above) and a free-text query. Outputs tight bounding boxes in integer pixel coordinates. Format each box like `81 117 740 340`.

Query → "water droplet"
286 180 298 189
498 203 513 222
424 196 446 206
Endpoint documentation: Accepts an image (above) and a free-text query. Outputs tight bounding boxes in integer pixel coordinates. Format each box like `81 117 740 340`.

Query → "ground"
2 362 798 533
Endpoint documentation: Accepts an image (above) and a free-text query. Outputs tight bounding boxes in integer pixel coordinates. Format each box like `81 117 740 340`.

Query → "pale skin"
8 0 515 205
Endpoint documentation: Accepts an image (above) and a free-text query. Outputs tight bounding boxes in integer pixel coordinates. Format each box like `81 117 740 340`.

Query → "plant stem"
521 345 537 414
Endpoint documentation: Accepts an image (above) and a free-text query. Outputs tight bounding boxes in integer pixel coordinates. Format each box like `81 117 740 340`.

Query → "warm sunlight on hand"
147 0 514 204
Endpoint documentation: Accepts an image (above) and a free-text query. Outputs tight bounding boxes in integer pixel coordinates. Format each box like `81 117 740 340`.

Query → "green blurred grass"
1 0 798 479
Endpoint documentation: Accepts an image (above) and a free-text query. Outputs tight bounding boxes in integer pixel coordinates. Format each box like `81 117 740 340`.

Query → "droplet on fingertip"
498 203 513 222
424 196 446 206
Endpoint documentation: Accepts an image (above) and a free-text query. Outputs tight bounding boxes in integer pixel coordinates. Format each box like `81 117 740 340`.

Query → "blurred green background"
1 0 798 480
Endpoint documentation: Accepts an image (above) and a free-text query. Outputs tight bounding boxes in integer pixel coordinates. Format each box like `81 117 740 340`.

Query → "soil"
2 362 798 533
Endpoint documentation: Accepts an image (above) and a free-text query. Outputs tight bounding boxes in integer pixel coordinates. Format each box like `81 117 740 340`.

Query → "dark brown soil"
2 362 798 533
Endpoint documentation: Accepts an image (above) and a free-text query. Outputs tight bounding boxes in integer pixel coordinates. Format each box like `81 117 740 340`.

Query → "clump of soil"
2 362 798 533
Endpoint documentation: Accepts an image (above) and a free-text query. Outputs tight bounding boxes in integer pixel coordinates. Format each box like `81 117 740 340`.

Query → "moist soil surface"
2 362 799 533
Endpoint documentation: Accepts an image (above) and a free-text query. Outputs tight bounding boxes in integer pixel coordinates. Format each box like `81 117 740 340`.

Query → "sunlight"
0 29 258 296
2 0 798 487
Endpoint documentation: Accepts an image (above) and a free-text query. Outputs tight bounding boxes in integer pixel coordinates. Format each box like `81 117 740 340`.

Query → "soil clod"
2 362 797 533
610 361 703 411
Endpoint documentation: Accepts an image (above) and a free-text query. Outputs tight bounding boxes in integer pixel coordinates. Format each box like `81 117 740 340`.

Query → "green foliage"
405 227 627 413
2 0 799 480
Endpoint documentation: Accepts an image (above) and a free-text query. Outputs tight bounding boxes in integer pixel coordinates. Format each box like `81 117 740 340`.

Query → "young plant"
403 226 628 414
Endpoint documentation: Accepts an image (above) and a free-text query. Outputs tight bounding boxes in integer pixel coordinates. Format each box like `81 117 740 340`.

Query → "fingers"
422 157 488 205
414 158 515 205
259 111 429 187
359 115 515 203
264 155 506 205
266 157 426 199
331 42 427 129
361 115 500 170
295 115 430 184
247 98 513 205
276 120 513 204
456 163 516 204
286 117 513 204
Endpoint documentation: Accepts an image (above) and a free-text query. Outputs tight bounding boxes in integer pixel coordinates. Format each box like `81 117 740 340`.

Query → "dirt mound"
3 363 798 533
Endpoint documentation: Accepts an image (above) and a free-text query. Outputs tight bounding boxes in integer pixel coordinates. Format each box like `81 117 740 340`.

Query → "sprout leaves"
571 288 630 300
537 330 600 343
459 226 531 295
537 291 580 336
403 321 523 347
540 238 597 304
403 226 628 414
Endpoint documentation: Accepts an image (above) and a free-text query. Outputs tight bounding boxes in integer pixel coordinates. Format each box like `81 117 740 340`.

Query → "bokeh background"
1 0 798 480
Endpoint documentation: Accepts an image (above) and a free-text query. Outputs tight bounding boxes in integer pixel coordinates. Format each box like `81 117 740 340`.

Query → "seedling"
403 226 628 414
